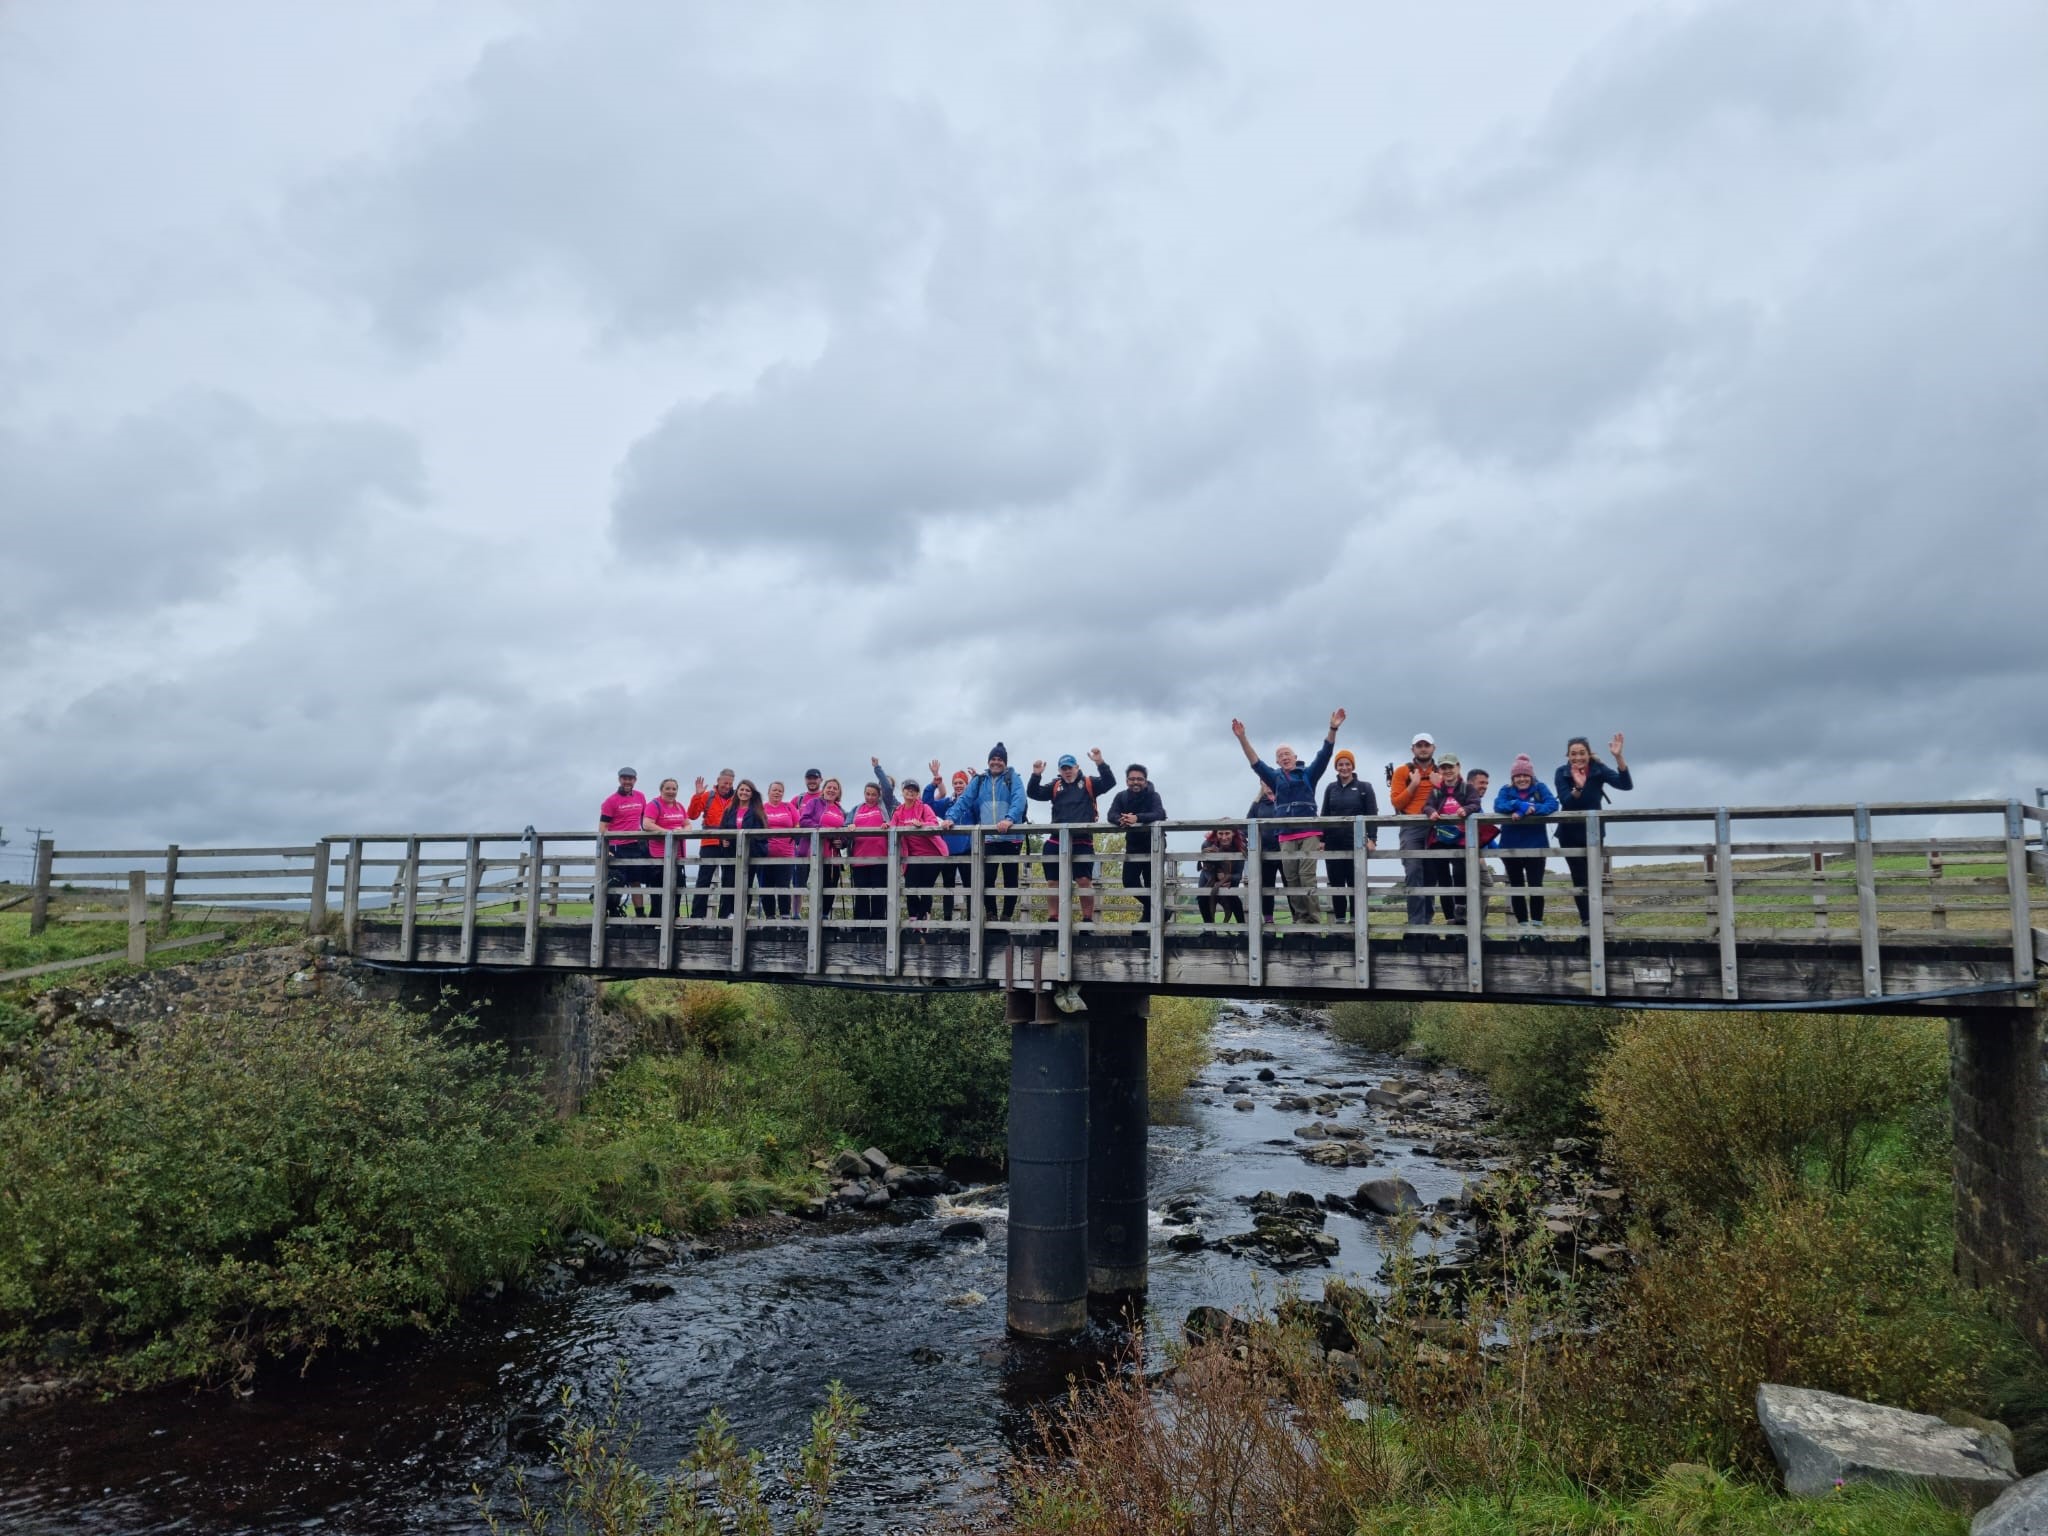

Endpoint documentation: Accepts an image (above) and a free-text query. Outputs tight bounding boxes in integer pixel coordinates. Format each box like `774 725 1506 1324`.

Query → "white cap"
1411 732 1435 747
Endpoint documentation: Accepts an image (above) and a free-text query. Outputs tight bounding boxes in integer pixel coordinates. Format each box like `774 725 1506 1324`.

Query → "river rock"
1233 1098 1255 1112
1398 1090 1431 1111
1184 1305 1242 1343
796 1197 829 1221
940 1219 985 1242
1166 1228 1206 1252
1302 1141 1375 1168
1974 1470 2048 1534
628 1281 675 1302
1365 1088 1406 1109
861 1147 892 1175
860 1187 892 1211
1756 1384 2016 1508
1256 1066 1277 1082
1274 1094 1313 1112
1355 1177 1423 1215
830 1150 867 1180
886 1164 947 1197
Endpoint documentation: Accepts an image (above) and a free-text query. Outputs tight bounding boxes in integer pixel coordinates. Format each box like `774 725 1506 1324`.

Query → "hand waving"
1329 707 1346 732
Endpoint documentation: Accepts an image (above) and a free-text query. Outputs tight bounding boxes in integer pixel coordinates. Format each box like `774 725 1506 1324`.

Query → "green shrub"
1412 1003 1614 1138
770 986 1009 1163
1146 995 1216 1108
1330 999 1422 1053
0 1000 545 1388
1590 1010 1948 1212
606 979 752 1055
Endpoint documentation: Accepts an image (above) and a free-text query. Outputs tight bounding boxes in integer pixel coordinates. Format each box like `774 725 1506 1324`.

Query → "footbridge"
21 799 2048 1342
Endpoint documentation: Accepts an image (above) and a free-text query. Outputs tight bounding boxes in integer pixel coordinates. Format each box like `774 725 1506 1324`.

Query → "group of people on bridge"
593 714 1634 934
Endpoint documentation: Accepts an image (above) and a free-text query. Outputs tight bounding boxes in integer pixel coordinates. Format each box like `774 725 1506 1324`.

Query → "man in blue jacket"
942 742 1030 922
1231 709 1345 925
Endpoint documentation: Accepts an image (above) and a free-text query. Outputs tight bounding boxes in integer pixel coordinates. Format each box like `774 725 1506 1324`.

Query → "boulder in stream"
1355 1177 1424 1216
1974 1471 2048 1535
1755 1384 2016 1508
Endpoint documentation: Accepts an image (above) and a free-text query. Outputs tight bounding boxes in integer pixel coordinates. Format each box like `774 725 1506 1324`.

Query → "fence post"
546 861 561 917
806 834 824 974
1463 811 1483 992
1715 808 1738 999
1147 829 1167 985
459 836 481 963
160 843 181 935
589 830 610 968
341 838 363 954
307 840 331 936
28 838 53 936
522 833 544 966
1353 816 1370 988
1246 830 1264 989
2007 801 2036 990
968 826 986 980
730 832 751 972
886 826 903 977
1057 833 1074 984
127 870 149 965
1853 804 1882 998
1586 813 1606 998
401 836 422 963
659 831 677 972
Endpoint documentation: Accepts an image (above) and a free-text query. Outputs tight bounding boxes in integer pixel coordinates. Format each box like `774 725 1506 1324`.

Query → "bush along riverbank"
0 964 1215 1400
1001 999 2048 1533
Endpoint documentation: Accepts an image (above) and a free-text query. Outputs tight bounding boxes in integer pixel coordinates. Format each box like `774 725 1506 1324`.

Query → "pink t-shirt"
642 797 691 855
600 790 648 848
762 800 801 859
850 802 889 861
891 801 949 861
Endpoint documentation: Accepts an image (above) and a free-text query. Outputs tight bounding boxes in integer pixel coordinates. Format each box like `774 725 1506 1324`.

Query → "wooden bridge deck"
26 799 2044 1013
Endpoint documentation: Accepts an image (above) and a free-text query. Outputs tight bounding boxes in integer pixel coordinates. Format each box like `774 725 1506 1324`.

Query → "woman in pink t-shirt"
889 783 949 920
760 781 803 919
639 778 693 922
801 777 849 919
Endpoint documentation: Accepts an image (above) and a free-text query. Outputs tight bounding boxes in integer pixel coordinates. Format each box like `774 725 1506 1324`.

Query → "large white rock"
1757 1384 2016 1510
1976 1472 2048 1535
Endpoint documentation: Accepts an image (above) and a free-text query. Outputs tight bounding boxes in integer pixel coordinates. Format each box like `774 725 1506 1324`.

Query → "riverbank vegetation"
0 968 1216 1392
1011 997 2039 1533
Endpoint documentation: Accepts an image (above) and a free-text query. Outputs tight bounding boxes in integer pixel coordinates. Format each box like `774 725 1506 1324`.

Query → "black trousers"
850 863 888 922
904 861 940 919
1122 856 1155 922
1562 849 1593 923
1505 855 1547 923
690 851 728 920
935 856 969 919
1256 854 1283 922
982 838 1022 922
606 840 648 917
1326 850 1358 923
1424 852 1463 923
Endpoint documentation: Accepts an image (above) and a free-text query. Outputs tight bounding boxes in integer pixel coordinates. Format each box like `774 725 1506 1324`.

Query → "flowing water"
0 1002 1497 1534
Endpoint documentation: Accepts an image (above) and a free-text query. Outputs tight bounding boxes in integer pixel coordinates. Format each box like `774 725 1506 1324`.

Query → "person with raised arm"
599 767 649 919
847 770 891 923
924 765 973 922
639 777 692 921
1388 733 1442 928
1494 754 1560 931
686 768 736 920
875 757 949 920
1230 710 1344 926
1554 733 1633 925
1105 763 1169 923
1027 749 1116 924
1320 749 1379 925
943 743 1030 924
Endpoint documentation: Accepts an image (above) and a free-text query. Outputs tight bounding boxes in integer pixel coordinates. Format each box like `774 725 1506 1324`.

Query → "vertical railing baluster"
806 834 823 974
589 829 609 968
886 826 903 976
459 835 481 963
160 843 181 935
1353 816 1369 989
659 832 677 972
2006 801 2035 991
307 840 331 937
1585 813 1606 998
522 833 543 965
1246 829 1264 989
968 827 986 981
342 837 363 954
1148 828 1166 986
1057 834 1074 984
401 835 422 963
1853 804 1882 998
1716 808 1738 1000
1464 810 1482 991
731 831 751 973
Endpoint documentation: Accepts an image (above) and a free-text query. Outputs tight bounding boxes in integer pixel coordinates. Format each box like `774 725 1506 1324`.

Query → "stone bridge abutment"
1952 997 2048 1350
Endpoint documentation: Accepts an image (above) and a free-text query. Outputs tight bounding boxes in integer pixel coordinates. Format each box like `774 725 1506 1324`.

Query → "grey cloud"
0 396 422 636
292 8 961 346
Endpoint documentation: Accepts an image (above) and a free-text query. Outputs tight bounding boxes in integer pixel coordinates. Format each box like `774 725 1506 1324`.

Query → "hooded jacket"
1104 782 1167 854
1251 739 1335 842
1492 780 1560 850
1319 775 1379 851
946 764 1029 834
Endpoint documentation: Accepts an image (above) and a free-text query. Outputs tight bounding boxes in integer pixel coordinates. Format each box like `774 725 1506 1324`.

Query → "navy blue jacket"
1320 776 1379 851
1105 784 1167 853
1252 739 1335 822
1552 761 1633 847
1246 795 1285 852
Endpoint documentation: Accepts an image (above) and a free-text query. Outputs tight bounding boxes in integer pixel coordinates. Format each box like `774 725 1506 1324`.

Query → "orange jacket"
688 789 736 847
1388 762 1437 817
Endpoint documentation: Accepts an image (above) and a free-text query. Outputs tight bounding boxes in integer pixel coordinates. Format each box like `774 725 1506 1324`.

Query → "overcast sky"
3 0 2044 858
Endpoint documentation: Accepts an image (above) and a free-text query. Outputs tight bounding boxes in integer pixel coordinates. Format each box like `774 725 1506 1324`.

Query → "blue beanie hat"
989 742 1008 763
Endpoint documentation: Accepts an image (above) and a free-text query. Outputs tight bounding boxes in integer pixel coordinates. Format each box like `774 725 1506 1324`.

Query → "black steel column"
1006 986 1090 1339
1086 986 1150 1300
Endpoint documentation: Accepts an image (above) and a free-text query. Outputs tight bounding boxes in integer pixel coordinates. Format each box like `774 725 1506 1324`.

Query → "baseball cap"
1057 753 1078 769
1410 733 1434 748
804 767 822 779
618 767 638 778
1438 752 1460 769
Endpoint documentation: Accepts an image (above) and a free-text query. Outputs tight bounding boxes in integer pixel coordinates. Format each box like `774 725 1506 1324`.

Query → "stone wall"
35 942 625 1115
1951 999 2048 1353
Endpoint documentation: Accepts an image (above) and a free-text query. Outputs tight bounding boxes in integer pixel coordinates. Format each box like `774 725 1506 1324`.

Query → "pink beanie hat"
1510 753 1535 777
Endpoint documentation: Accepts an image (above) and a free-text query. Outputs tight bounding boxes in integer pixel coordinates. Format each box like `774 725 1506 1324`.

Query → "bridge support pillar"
1086 986 1150 1302
1952 996 2048 1354
1006 986 1090 1341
